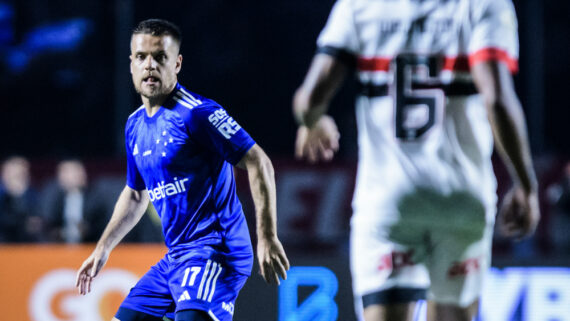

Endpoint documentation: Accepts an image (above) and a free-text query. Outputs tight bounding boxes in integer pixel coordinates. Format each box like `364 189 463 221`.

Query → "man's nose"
144 56 157 70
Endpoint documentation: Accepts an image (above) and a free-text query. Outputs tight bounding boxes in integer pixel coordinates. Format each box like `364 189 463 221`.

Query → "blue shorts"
117 255 248 321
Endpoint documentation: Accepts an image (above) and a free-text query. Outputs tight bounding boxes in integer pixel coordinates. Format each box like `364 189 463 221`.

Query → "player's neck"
142 95 167 117
141 83 177 117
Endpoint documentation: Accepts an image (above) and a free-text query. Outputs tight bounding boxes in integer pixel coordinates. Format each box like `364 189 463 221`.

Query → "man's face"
130 34 182 100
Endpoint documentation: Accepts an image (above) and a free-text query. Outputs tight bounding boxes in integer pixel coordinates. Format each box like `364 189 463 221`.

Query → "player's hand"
295 115 340 163
498 186 540 240
75 247 109 295
257 236 290 285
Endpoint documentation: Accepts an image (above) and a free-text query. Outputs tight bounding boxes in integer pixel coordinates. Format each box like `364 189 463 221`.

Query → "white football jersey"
317 0 519 224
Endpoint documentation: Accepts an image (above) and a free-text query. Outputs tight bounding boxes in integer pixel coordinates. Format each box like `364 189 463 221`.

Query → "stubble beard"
135 81 168 104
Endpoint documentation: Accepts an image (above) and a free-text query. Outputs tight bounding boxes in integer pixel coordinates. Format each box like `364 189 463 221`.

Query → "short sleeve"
188 104 255 166
468 0 519 72
125 126 146 190
316 0 360 66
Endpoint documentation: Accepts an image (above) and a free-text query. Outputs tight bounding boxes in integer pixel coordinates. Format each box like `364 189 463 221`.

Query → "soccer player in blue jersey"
75 19 290 321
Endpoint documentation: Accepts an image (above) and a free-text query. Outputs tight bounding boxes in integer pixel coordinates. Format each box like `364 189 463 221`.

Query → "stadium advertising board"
1 245 569 321
0 245 165 321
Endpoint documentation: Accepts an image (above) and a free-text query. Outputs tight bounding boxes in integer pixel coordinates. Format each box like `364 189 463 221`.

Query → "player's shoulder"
124 105 145 137
469 0 516 18
172 84 221 110
126 105 145 127
170 84 224 118
170 84 209 110
128 105 145 119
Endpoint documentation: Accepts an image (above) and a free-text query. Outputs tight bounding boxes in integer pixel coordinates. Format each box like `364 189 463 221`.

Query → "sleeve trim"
469 47 519 73
356 56 391 72
317 46 357 68
126 180 146 191
228 140 256 166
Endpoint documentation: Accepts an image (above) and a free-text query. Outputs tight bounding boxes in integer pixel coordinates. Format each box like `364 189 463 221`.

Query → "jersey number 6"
392 54 445 141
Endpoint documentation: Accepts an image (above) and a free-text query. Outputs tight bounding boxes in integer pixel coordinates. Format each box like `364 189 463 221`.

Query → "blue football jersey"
124 83 255 275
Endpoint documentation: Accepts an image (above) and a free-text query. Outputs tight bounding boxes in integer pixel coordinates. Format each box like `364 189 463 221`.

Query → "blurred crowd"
0 156 163 244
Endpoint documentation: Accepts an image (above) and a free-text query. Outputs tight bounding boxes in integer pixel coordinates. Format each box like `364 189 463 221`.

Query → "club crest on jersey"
208 109 241 139
147 177 189 201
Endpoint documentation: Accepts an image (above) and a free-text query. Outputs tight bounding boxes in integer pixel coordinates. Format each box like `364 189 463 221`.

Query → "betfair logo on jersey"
208 109 241 139
147 177 189 201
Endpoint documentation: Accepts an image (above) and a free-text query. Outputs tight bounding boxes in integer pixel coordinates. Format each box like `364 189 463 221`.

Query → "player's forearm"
248 154 278 239
293 87 329 128
293 54 347 128
95 186 149 252
488 97 537 193
472 62 538 193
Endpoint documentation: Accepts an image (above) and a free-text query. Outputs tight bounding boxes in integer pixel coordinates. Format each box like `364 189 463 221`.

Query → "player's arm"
472 61 540 239
75 186 149 294
293 53 346 163
236 144 289 284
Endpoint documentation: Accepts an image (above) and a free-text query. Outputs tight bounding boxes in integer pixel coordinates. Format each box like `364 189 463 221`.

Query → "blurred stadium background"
0 0 569 320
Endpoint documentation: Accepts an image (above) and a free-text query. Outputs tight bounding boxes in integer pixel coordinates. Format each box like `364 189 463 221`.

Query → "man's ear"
129 54 134 74
176 54 183 74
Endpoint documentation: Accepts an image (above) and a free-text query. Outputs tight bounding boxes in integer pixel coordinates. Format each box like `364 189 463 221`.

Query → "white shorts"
350 189 494 310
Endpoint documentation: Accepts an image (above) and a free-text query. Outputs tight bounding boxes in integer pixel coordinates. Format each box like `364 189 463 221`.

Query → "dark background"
2 0 567 161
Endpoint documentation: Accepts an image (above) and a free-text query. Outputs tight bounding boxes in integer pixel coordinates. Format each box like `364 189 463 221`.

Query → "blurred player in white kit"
293 0 540 320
